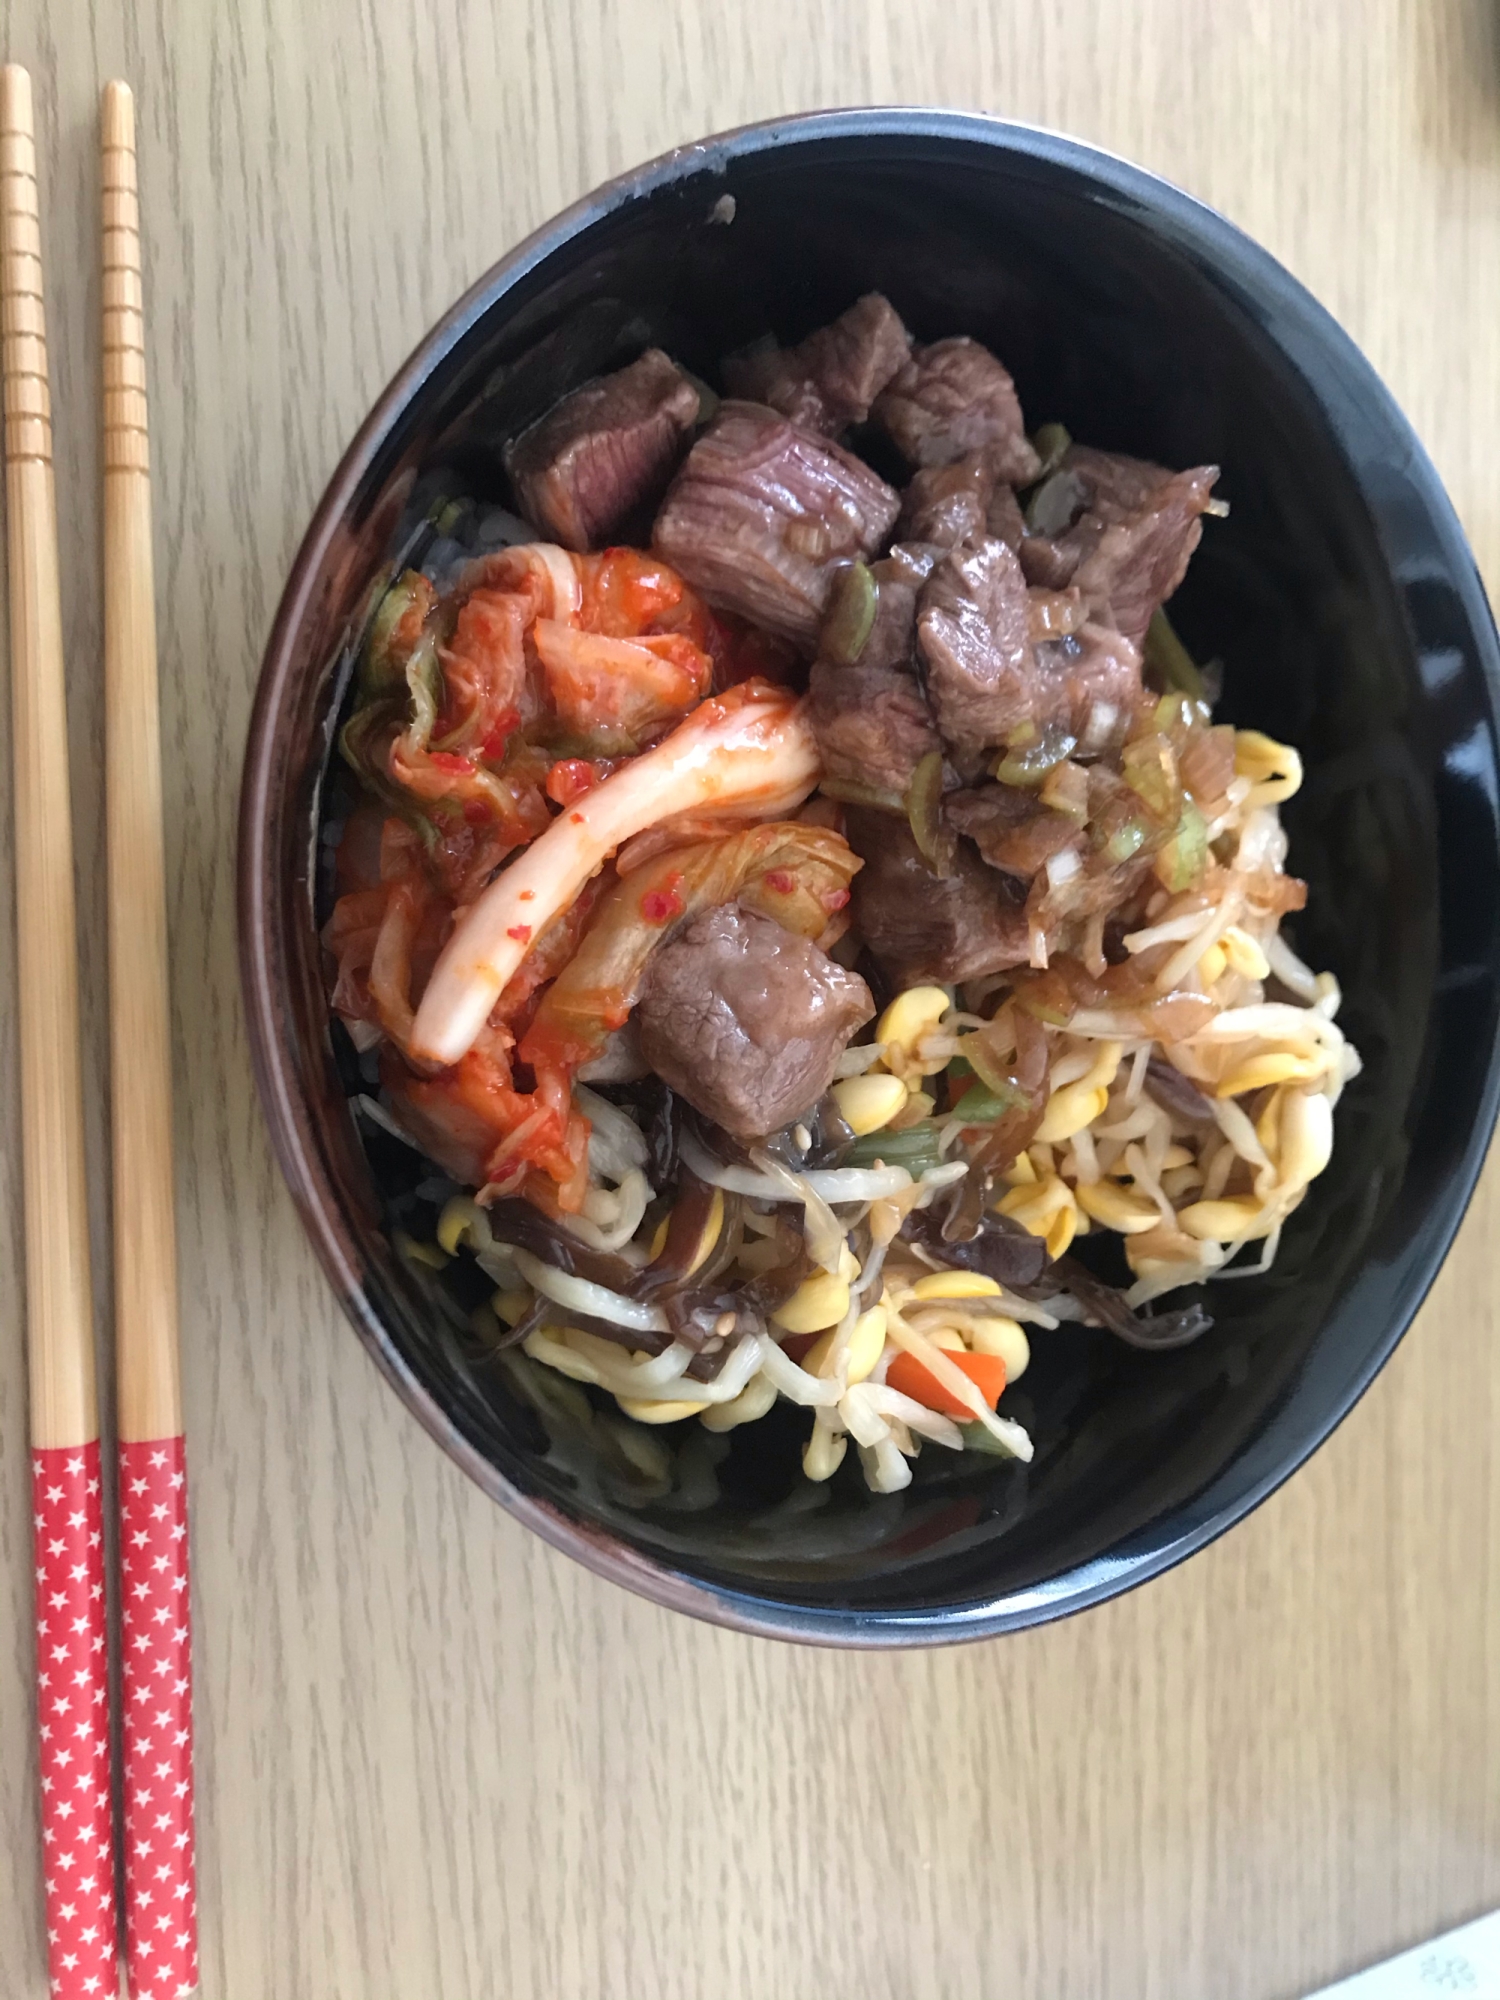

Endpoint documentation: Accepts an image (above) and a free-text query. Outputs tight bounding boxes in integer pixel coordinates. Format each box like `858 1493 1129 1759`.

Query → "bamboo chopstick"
0 62 122 2000
101 77 200 2000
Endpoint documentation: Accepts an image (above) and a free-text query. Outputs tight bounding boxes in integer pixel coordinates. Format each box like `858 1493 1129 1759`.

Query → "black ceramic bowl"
239 109 1500 1644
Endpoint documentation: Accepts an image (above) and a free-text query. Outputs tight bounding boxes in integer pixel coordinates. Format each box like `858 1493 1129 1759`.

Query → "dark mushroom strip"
903 1194 1213 1349
1033 1257 1213 1350
900 1203 1052 1287
483 1199 644 1292
633 1171 726 1299
1144 1054 1218 1130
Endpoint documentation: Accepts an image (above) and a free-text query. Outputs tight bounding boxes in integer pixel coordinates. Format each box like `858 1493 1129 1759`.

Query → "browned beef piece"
652 402 900 651
505 349 700 552
855 546 942 673
636 904 873 1140
1031 850 1158 954
986 484 1027 549
723 293 912 437
1071 469 1218 644
1017 446 1218 644
916 538 1037 758
944 785 1081 879
845 808 1031 985
1017 534 1080 590
1027 586 1088 643
861 568 921 673
722 358 827 435
896 452 997 549
874 338 1042 485
1034 619 1144 754
808 658 940 794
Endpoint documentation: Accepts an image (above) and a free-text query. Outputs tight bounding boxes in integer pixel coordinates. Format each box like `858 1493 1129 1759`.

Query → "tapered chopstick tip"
0 62 34 133
101 77 135 149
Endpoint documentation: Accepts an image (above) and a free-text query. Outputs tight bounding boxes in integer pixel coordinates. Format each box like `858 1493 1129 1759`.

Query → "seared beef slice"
807 658 940 795
1034 621 1144 754
896 453 997 550
1019 446 1219 644
846 809 1031 987
653 402 900 651
858 549 937 673
505 349 701 552
944 785 1081 880
636 904 873 1140
874 338 1042 485
916 538 1036 759
723 293 911 436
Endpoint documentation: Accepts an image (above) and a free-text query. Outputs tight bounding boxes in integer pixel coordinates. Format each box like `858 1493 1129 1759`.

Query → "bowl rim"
239 104 1500 1647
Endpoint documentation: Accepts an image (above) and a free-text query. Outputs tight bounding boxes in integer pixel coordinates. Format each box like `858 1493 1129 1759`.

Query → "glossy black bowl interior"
239 111 1500 1643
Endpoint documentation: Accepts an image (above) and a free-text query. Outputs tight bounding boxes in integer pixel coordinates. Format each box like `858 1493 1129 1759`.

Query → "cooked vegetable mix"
325 294 1357 1494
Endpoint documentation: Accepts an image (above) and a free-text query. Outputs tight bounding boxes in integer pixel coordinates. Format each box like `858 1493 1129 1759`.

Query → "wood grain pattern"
101 76 183 1443
1 62 99 1452
2 2 1499 1995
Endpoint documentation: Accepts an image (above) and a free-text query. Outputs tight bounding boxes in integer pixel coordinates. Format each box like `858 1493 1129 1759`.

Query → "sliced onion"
511 1248 668 1336
748 1145 846 1273
1044 844 1082 892
1062 1009 1150 1040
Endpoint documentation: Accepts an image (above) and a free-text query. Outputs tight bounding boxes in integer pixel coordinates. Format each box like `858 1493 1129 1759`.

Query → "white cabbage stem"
410 685 820 1064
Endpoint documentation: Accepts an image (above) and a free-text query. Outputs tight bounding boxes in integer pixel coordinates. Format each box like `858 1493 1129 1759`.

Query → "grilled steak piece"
653 401 899 651
944 785 1082 880
845 808 1031 986
986 483 1027 549
505 348 700 551
916 538 1035 759
1018 446 1219 644
636 904 873 1140
1035 620 1145 756
807 659 941 795
722 293 911 437
874 337 1042 486
896 452 997 550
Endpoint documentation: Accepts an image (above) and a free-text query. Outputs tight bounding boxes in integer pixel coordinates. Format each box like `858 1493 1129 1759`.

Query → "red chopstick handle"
31 1440 120 2000
119 1435 198 2000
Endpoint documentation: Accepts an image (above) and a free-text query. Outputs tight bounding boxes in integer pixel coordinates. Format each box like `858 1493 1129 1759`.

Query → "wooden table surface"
3 3 1499 1995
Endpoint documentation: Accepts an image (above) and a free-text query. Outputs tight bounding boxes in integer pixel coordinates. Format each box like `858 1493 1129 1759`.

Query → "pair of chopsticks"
2 67 197 2000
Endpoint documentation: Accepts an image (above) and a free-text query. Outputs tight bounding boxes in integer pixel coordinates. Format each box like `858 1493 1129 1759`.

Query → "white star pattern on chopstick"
120 1436 198 1999
31 1446 119 1999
